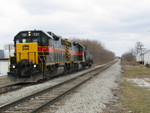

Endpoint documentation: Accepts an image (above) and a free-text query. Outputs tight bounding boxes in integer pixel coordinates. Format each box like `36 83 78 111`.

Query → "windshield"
15 37 39 44
22 38 30 43
32 38 38 42
14 31 49 46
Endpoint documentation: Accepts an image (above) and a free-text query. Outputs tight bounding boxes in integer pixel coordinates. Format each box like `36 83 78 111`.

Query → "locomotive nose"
16 43 38 64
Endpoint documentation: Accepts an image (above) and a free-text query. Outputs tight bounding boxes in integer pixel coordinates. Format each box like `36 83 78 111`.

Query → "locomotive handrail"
16 52 37 63
28 52 36 63
38 55 44 71
8 56 15 72
42 48 47 71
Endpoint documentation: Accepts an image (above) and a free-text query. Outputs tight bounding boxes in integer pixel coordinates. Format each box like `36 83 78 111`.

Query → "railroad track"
0 68 92 95
0 60 117 113
0 82 41 95
0 83 23 94
0 63 104 95
0 65 94 95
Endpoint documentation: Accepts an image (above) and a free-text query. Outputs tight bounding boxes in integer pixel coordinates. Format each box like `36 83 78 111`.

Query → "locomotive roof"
78 43 84 48
14 30 66 41
14 30 53 39
47 31 63 40
14 30 85 48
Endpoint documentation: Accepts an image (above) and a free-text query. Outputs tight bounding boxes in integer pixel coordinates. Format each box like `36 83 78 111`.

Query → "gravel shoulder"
0 76 12 87
53 61 121 113
0 76 9 84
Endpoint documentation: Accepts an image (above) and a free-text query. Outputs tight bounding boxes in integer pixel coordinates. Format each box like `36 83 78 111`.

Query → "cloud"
0 0 150 56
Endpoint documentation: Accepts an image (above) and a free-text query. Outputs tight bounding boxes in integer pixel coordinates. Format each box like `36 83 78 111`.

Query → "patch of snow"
127 78 150 88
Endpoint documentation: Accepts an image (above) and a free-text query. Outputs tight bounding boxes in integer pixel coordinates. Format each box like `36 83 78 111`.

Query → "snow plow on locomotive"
8 30 93 82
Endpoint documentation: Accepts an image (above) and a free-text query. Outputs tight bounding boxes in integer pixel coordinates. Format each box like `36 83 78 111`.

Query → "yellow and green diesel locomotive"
8 30 93 82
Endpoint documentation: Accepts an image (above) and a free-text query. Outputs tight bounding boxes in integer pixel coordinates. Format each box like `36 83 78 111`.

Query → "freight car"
8 30 93 82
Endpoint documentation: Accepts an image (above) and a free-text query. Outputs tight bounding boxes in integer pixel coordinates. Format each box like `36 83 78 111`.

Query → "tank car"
8 30 93 82
84 50 93 67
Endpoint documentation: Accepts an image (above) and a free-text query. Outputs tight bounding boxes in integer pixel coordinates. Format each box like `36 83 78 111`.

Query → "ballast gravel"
0 64 104 106
54 61 121 113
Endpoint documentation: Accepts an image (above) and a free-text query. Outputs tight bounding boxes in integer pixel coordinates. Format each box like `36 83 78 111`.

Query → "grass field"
121 80 150 112
121 62 150 113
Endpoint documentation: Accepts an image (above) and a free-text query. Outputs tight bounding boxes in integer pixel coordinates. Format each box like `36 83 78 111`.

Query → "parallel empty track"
0 83 30 95
0 82 44 95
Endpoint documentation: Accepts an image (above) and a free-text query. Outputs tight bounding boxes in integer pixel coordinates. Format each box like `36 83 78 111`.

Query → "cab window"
42 37 48 45
22 39 26 43
16 40 19 44
22 38 31 43
32 38 38 43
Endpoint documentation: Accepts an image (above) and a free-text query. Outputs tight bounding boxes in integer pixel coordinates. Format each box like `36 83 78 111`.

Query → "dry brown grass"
120 62 150 113
123 64 150 78
121 61 138 66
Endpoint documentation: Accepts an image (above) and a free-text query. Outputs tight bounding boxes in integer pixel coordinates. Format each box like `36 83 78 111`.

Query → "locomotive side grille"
16 43 38 64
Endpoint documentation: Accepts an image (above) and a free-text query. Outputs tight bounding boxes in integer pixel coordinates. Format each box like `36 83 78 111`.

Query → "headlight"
33 64 36 68
28 31 31 36
12 65 15 68
28 33 31 36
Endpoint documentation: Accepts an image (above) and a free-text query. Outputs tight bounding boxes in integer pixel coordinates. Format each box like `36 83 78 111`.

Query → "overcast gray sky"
0 0 150 56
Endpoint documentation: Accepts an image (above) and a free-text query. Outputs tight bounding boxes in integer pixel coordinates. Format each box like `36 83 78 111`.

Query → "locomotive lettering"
22 45 29 50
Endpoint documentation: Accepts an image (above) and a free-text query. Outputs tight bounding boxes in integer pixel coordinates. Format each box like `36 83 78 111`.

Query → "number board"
21 32 40 37
21 33 28 37
32 33 40 36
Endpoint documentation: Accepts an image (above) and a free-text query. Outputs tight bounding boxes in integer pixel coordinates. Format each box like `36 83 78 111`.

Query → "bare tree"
134 41 144 55
121 42 146 62
122 50 135 62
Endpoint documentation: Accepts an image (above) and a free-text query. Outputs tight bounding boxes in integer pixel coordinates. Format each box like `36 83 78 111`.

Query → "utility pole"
138 44 144 64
